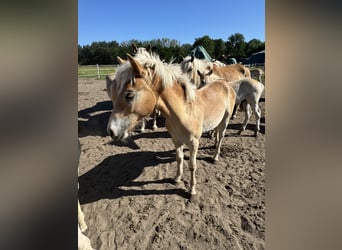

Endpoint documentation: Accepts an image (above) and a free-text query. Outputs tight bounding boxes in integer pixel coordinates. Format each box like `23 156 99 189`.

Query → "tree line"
78 33 264 65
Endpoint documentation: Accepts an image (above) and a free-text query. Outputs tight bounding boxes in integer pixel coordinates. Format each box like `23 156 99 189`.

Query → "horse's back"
199 80 236 115
235 78 264 102
214 64 249 81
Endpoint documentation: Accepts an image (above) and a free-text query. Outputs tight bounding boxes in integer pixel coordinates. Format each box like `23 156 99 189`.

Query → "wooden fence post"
96 64 100 79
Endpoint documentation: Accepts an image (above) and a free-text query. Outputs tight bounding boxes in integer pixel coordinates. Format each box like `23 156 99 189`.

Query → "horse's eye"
125 91 135 102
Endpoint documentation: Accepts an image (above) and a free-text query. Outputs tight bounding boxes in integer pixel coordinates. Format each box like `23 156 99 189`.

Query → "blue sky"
78 0 265 46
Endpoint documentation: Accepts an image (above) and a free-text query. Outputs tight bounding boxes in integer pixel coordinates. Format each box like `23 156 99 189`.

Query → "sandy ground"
78 77 265 250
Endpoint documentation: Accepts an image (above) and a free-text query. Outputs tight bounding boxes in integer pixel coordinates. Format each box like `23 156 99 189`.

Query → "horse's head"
180 55 195 77
132 42 151 57
180 56 212 88
107 54 157 141
197 69 213 88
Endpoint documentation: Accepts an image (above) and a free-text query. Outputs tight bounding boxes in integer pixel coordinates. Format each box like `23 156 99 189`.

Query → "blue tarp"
188 46 213 61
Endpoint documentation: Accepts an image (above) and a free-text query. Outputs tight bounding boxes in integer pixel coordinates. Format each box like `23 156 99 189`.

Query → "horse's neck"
156 83 187 120
213 64 225 78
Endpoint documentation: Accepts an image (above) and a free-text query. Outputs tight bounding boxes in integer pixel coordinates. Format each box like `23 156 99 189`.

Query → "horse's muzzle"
108 128 128 142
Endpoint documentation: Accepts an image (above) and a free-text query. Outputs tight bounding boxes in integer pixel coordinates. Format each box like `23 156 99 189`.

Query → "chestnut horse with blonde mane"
180 55 250 88
107 52 236 196
197 69 264 136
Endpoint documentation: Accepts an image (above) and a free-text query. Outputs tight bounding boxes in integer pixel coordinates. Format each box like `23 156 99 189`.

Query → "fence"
78 64 118 79
243 63 265 68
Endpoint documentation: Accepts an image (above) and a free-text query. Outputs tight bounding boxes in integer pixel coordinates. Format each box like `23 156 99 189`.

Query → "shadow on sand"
78 150 190 204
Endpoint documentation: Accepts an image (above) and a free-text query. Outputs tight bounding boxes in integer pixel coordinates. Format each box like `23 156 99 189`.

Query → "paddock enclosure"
78 75 265 249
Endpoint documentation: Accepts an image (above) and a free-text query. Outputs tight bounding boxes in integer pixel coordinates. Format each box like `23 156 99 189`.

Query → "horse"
197 69 264 136
107 52 236 196
132 42 152 56
180 55 250 89
250 68 264 83
78 140 94 250
182 56 251 120
212 59 226 67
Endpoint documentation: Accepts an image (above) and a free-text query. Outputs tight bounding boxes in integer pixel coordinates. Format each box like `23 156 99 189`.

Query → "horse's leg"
213 128 219 148
238 102 251 135
152 109 158 130
253 104 262 136
232 103 239 119
213 112 230 161
188 138 199 195
174 145 184 183
137 118 146 133
78 200 87 232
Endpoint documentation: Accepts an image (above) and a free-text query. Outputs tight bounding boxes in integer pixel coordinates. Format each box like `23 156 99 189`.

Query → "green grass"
78 65 117 79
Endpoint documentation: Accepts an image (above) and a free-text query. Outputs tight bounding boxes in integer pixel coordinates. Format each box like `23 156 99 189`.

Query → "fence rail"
78 64 118 79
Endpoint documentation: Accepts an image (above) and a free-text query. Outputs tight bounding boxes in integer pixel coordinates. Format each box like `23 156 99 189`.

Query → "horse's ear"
146 43 152 53
117 56 126 64
207 69 213 76
190 55 195 62
197 69 202 76
127 53 144 76
132 42 138 53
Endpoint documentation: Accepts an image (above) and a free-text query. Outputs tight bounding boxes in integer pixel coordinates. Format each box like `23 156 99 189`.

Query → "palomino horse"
197 69 264 136
180 55 250 88
250 68 264 83
107 52 236 196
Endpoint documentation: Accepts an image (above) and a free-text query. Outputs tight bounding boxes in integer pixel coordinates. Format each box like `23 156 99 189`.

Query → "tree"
78 34 265 65
193 35 215 57
213 39 226 61
245 39 265 57
225 33 247 62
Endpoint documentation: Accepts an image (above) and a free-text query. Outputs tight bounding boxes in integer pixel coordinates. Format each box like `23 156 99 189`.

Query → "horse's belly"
202 111 225 133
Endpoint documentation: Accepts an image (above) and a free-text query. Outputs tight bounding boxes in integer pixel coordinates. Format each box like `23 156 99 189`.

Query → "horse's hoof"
190 193 199 203
152 126 158 131
79 223 88 233
212 156 219 163
173 176 182 183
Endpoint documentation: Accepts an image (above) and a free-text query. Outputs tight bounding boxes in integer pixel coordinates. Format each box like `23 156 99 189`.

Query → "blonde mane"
115 52 196 102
